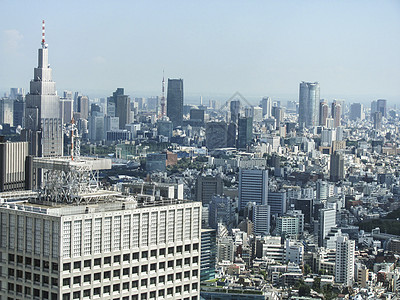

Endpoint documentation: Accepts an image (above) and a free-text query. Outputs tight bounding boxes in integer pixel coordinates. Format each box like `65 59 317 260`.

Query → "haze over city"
1 0 400 105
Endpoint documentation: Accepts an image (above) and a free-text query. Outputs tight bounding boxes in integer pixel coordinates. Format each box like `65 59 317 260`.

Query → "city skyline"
1 1 400 105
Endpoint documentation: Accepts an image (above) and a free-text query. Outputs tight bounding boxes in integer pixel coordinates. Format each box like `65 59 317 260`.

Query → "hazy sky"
1 0 400 105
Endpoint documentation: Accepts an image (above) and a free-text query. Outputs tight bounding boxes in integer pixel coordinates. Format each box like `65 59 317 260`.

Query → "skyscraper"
331 101 341 128
319 208 336 246
261 97 272 118
330 151 345 182
377 99 387 117
230 100 241 123
238 169 268 210
205 122 227 150
373 111 382 130
77 95 89 120
195 175 223 205
335 235 355 286
167 79 184 127
253 204 271 236
24 21 63 157
237 117 253 149
319 100 329 126
298 81 320 128
349 103 364 121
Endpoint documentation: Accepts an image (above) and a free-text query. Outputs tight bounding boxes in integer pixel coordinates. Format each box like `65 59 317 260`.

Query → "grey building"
239 169 268 210
267 191 287 216
298 81 320 128
195 175 223 205
146 153 167 172
24 34 63 157
77 95 89 120
205 122 227 150
230 100 241 124
0 138 29 191
349 103 364 121
157 119 173 139
201 229 217 281
208 195 235 230
330 151 344 182
237 117 253 149
167 79 184 127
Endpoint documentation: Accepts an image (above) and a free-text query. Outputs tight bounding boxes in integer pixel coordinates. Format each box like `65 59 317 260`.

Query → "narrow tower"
24 20 63 157
160 71 166 117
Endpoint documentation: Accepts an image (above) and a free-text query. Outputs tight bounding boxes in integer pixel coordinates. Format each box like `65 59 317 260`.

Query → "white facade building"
0 194 201 300
335 235 355 287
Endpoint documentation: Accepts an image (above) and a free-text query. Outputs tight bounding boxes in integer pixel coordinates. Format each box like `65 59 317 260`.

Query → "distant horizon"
1 1 399 108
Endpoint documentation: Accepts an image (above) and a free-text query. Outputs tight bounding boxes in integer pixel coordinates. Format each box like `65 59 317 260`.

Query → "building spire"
41 20 46 48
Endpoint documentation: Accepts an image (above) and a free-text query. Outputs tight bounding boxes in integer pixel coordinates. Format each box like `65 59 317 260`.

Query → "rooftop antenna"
41 20 46 48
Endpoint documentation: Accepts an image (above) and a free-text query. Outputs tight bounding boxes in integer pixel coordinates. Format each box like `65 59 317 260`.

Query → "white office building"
0 194 201 300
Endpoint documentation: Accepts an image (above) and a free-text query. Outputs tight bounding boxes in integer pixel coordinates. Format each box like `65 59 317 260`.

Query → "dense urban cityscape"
1 8 400 300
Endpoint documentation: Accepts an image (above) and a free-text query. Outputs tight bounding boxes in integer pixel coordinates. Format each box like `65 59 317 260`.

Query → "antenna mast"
41 20 46 48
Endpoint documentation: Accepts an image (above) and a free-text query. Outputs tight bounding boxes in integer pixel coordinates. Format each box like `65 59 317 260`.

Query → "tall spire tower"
160 71 166 117
24 20 63 157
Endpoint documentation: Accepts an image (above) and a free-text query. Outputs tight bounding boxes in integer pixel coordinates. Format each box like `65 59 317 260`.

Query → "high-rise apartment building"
238 169 268 210
24 23 63 157
331 101 341 128
200 229 217 282
77 96 89 120
167 79 184 127
373 111 382 130
319 100 329 126
268 191 287 216
298 81 320 128
335 235 355 286
319 208 336 246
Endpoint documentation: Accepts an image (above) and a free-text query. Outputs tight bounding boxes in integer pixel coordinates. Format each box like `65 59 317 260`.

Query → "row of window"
63 270 199 287
62 245 199 272
7 253 58 272
62 284 199 299
7 283 57 300
7 268 58 286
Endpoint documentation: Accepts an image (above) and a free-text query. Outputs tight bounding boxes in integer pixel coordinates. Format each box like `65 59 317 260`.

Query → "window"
94 273 101 281
192 282 198 290
93 287 100 296
8 254 15 262
52 262 59 272
193 243 199 251
176 259 182 267
177 245 183 253
150 277 156 285
123 282 129 290
34 273 40 283
63 278 70 287
34 259 40 268
192 269 198 277
42 275 49 285
123 268 130 276
104 256 111 265
141 265 148 273
73 261 81 270
24 286 31 295
73 276 80 285
84 260 91 268
132 266 139 275
113 269 120 278
104 271 111 280
141 279 147 287
176 273 182 281
159 262 165 270
103 285 110 294
94 258 101 266
185 245 191 252
123 254 130 261
150 263 157 271
25 257 32 266
168 260 174 268
150 291 156 299
132 252 139 260
25 271 32 281
8 268 14 277
184 284 190 292
167 287 173 295
63 263 70 271
159 275 165 283
192 256 199 264
167 274 173 282
150 249 157 258
73 291 80 299
168 247 174 255
83 289 90 297
17 255 23 264
132 280 138 288
114 255 121 264
84 274 91 283
185 258 190 265
159 248 166 256
158 290 165 297
16 270 23 279
176 286 182 294
184 271 190 278
142 251 148 259
113 283 120 291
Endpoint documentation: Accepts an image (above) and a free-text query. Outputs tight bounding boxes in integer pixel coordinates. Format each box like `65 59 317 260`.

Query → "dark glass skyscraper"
237 117 253 149
167 79 183 127
299 81 320 128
